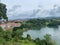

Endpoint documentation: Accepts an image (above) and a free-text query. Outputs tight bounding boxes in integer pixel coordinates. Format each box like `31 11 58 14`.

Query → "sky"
1 0 60 10
1 0 60 20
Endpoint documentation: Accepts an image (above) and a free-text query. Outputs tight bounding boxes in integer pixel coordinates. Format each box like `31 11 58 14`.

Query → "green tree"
3 30 12 41
12 29 23 41
27 34 31 41
0 27 3 32
44 34 56 45
0 3 8 21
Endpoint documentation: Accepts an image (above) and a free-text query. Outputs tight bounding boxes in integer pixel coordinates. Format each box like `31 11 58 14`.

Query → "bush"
0 27 3 32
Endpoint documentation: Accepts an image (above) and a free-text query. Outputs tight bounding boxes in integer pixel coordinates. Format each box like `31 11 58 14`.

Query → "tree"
3 30 12 41
0 3 8 21
44 34 56 45
27 34 31 41
12 29 23 41
34 38 40 44
0 27 3 32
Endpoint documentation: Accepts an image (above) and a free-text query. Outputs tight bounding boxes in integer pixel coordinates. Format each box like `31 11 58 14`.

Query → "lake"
22 26 60 45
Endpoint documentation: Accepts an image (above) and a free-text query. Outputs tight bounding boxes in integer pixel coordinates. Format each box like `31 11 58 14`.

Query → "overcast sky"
1 0 60 11
1 0 60 20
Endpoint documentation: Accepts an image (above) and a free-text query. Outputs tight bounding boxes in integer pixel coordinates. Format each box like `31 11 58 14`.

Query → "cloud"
7 4 60 20
8 5 21 12
49 6 60 17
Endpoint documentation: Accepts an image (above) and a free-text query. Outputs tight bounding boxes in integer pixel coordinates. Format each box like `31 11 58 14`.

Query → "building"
0 20 21 30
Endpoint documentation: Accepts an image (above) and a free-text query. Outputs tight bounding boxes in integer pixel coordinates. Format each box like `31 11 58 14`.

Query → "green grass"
20 40 37 45
0 39 37 45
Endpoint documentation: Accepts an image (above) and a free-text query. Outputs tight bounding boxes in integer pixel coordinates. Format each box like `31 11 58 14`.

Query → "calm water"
22 26 60 45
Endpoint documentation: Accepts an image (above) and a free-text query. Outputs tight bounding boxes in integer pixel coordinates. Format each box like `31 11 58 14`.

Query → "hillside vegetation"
0 27 56 45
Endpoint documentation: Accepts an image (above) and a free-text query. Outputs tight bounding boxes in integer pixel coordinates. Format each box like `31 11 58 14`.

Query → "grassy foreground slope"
0 27 56 45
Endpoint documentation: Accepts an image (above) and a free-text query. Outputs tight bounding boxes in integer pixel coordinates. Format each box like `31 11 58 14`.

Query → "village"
0 19 21 30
